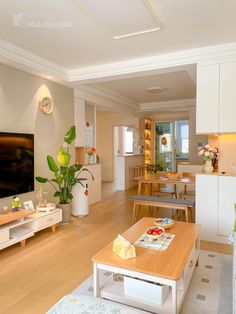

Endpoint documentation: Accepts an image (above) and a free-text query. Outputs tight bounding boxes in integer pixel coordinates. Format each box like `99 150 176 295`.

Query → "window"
175 120 189 156
125 128 134 153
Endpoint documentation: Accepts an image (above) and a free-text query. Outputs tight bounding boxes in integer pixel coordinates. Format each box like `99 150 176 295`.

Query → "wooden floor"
0 184 232 314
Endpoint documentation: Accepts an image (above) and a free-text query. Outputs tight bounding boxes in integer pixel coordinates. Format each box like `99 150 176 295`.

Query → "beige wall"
188 107 208 163
96 112 139 181
0 63 74 209
208 134 236 173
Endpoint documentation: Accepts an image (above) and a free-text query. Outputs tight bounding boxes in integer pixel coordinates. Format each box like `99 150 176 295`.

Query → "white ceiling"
88 69 196 103
0 0 236 68
0 0 235 110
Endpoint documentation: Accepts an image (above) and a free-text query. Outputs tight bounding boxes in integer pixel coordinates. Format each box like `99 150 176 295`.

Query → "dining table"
135 173 196 196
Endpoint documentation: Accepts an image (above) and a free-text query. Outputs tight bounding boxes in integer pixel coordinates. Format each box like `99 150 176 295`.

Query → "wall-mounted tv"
0 132 34 198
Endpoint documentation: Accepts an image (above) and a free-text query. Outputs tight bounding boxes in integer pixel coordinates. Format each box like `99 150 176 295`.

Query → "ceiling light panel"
72 0 161 39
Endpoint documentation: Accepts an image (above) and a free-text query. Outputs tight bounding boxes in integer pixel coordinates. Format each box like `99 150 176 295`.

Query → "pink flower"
198 149 204 156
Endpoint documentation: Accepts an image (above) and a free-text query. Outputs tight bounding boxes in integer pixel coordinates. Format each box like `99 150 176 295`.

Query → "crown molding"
68 42 236 83
0 39 68 81
139 98 196 112
74 85 138 114
1 38 236 86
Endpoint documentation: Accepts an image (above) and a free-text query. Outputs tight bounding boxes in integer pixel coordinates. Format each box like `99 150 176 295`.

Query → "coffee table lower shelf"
99 276 185 314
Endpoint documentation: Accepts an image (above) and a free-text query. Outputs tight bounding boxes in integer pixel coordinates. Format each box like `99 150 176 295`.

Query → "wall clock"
39 97 54 114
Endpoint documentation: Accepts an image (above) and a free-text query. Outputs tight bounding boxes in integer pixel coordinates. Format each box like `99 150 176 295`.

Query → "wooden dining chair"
178 172 195 200
151 172 178 199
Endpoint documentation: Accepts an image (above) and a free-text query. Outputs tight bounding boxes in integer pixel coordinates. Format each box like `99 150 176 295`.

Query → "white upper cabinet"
196 64 219 134
197 61 236 134
219 61 236 133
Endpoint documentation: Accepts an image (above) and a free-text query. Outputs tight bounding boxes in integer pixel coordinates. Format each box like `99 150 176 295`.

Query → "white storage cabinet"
196 174 236 243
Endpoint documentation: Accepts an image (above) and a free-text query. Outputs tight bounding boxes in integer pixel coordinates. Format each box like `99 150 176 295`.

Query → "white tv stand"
0 208 62 250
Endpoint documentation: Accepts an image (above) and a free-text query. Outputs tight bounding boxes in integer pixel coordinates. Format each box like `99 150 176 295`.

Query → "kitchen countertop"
197 171 236 177
117 154 144 157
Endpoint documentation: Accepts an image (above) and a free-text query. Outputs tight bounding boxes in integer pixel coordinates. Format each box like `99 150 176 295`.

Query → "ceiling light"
47 76 52 79
146 86 166 94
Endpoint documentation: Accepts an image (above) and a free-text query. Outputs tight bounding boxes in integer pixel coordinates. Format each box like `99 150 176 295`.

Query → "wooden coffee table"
92 217 200 314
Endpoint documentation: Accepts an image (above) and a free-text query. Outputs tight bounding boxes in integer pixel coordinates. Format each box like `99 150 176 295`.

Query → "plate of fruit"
154 217 175 229
145 226 164 242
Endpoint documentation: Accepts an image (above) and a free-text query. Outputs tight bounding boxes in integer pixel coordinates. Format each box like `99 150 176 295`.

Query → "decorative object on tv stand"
36 126 94 224
12 196 21 212
86 146 96 164
2 206 9 214
198 144 219 174
35 188 55 212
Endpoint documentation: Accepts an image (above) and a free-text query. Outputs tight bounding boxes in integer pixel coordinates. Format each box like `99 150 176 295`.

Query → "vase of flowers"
86 146 96 164
198 144 219 174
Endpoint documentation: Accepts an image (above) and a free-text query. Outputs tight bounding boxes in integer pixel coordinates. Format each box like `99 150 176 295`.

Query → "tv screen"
0 132 34 198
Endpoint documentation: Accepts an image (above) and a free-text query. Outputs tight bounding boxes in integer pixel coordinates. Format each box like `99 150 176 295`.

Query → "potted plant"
36 125 93 223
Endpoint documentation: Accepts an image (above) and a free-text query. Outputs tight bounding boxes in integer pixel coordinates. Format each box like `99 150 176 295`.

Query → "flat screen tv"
0 132 34 198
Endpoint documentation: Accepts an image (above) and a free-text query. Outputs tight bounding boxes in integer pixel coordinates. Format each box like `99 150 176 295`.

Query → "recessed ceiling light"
146 86 166 93
47 76 52 79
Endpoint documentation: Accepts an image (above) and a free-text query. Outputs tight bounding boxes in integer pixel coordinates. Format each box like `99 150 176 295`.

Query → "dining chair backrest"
181 172 195 195
182 172 196 179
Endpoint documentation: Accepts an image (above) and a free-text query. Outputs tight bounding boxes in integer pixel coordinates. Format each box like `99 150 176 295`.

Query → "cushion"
130 195 195 206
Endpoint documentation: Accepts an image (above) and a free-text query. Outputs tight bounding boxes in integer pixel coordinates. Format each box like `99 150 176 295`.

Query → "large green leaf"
55 173 63 185
60 166 68 175
35 176 48 183
77 168 94 180
47 155 59 173
69 164 82 174
57 146 71 166
64 125 76 144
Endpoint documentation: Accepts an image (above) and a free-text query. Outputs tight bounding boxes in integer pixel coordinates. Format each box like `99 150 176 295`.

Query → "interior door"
155 122 175 171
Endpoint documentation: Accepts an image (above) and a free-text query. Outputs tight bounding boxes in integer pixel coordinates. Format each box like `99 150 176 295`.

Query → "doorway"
155 122 175 171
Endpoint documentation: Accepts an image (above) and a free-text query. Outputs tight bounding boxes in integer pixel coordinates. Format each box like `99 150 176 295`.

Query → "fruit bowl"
166 172 180 179
154 218 175 229
145 226 164 242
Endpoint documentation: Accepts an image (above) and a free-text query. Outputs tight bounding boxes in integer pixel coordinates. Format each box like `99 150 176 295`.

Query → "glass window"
125 129 134 153
175 120 189 156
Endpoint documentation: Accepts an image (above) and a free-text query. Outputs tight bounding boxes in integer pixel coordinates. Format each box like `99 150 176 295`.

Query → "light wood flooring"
0 184 232 314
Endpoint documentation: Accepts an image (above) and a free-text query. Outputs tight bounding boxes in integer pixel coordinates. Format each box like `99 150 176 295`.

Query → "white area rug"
48 250 232 314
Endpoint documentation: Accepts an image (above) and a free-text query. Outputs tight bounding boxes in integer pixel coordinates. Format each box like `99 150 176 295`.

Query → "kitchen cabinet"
218 176 236 237
196 61 236 134
219 61 236 132
196 64 219 134
196 173 235 243
196 174 218 242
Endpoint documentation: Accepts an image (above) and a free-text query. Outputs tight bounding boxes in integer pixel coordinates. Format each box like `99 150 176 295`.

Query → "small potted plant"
36 126 93 223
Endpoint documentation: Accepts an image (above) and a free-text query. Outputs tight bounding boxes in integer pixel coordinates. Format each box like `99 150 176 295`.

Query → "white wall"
208 134 236 173
0 63 74 210
96 112 139 181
